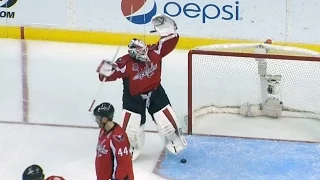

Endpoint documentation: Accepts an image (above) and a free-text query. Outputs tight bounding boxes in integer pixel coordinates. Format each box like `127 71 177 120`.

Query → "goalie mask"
128 38 150 62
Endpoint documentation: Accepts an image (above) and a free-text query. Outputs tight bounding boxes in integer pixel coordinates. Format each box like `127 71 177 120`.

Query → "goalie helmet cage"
187 43 320 135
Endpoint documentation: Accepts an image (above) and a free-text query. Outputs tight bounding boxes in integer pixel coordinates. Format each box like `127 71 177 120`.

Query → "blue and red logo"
121 0 157 25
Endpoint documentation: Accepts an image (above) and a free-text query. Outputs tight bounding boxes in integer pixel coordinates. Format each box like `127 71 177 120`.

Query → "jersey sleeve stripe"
153 33 177 55
110 139 118 179
154 40 163 55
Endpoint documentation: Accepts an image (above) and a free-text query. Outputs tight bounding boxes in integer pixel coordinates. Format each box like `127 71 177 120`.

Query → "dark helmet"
22 164 45 180
93 102 115 120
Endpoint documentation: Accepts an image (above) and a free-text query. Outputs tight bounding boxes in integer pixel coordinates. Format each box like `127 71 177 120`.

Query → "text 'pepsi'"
121 0 241 25
164 1 240 23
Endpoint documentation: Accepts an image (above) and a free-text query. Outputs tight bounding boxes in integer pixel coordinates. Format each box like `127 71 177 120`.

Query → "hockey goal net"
187 42 320 135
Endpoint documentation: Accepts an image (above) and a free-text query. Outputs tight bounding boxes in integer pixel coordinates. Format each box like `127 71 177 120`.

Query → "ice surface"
0 123 166 179
0 38 320 179
157 135 320 180
0 39 172 179
0 40 22 122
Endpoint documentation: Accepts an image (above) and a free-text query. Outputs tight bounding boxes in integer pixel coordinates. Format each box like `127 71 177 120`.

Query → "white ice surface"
0 123 166 179
0 40 22 122
0 38 320 179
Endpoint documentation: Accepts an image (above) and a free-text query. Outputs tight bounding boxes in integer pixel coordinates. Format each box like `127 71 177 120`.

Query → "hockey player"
93 102 134 180
96 14 187 160
22 164 65 180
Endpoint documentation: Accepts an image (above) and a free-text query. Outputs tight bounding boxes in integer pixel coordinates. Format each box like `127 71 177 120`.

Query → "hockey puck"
180 158 187 163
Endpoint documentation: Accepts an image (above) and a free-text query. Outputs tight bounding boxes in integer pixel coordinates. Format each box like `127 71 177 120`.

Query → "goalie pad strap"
162 107 179 134
165 135 187 154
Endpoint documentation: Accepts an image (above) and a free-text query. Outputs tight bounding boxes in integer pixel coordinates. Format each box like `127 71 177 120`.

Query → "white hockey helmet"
128 38 150 62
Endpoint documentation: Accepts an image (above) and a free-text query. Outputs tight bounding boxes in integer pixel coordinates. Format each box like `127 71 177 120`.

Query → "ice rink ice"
0 123 165 179
157 135 320 180
1 38 320 179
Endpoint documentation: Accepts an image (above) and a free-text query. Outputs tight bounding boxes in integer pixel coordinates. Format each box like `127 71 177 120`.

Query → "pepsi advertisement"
121 0 241 25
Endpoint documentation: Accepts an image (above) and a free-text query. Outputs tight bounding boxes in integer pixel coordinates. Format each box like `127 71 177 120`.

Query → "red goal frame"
187 49 320 135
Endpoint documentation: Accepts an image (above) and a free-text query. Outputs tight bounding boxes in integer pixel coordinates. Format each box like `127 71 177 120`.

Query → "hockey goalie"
96 14 187 160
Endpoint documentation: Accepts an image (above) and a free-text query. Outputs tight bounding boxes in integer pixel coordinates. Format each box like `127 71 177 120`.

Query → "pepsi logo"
0 0 18 8
121 0 157 25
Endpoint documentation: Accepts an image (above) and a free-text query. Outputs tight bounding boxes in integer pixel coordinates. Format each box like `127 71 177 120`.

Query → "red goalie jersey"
99 33 179 96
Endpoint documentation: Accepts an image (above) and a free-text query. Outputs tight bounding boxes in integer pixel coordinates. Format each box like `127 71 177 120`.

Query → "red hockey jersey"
99 33 179 96
95 123 134 180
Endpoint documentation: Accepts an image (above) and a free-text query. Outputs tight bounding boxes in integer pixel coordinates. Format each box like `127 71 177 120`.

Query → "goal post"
187 42 320 135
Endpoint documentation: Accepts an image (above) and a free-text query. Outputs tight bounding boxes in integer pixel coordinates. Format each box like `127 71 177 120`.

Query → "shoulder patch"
113 134 124 142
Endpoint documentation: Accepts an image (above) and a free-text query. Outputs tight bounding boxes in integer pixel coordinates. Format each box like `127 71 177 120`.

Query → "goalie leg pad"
153 105 187 154
122 109 145 161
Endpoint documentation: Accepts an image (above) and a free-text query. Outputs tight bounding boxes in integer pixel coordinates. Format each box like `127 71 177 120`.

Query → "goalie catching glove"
151 14 177 36
96 59 117 77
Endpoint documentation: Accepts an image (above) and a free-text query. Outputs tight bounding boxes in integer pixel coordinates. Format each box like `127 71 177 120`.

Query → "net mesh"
190 43 320 128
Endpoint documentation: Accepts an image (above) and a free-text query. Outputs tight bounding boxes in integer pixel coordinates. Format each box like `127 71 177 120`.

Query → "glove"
151 14 177 36
96 59 116 77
